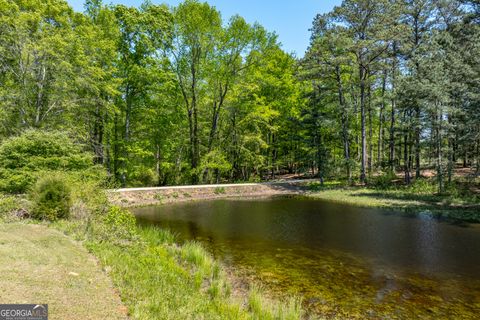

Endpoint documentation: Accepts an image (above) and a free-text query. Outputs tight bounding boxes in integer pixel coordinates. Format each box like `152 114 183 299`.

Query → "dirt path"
0 223 127 320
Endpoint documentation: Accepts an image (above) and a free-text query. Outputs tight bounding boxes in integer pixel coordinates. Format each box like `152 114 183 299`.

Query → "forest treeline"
0 0 479 189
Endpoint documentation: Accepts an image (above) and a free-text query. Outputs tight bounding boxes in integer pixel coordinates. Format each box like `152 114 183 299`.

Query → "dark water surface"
133 197 480 319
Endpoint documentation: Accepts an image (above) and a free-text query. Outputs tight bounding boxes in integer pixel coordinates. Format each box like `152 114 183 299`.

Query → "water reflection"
134 197 480 319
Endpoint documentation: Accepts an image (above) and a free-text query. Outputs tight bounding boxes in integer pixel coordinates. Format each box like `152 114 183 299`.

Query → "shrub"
0 169 36 194
307 181 324 191
214 187 226 195
371 171 398 189
407 178 438 194
67 165 110 215
0 194 29 221
102 206 137 244
129 167 157 187
30 175 72 221
0 130 93 193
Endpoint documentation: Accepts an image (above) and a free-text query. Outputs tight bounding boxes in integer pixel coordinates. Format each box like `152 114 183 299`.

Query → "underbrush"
0 193 28 222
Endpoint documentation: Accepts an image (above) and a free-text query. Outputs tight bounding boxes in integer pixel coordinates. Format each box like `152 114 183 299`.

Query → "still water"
134 197 480 319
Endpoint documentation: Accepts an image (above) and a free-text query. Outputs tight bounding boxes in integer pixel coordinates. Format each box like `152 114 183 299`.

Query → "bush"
0 130 93 193
0 194 29 221
30 175 72 221
214 187 226 194
129 167 157 187
0 169 36 194
370 171 398 189
407 178 438 194
102 206 137 244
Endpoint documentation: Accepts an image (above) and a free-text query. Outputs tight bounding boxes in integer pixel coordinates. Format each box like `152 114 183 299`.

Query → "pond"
133 197 480 319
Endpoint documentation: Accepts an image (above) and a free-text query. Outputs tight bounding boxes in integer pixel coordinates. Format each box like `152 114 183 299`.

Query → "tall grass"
248 285 303 320
81 225 304 319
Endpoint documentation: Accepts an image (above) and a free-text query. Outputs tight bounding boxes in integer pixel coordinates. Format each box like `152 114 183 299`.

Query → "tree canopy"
0 0 478 190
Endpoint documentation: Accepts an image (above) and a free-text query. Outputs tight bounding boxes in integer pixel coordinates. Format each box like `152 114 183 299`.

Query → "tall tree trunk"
436 102 444 193
404 110 411 184
34 65 46 127
378 70 387 169
188 54 200 184
156 143 161 186
121 85 132 187
208 84 228 152
367 80 373 174
447 113 454 184
113 113 120 182
92 104 104 164
415 105 421 178
389 42 398 172
359 63 367 184
335 66 351 182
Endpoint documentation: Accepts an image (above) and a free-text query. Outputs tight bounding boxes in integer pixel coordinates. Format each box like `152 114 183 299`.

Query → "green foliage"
102 206 137 244
0 0 479 192
0 130 93 193
214 187 226 194
406 178 438 195
0 194 27 222
128 167 157 187
370 171 398 190
30 175 72 221
140 226 176 245
0 170 36 195
248 285 303 320
198 150 232 183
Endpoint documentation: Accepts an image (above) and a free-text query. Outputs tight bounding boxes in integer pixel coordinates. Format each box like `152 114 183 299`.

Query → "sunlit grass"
308 183 480 222
83 226 303 319
248 285 303 320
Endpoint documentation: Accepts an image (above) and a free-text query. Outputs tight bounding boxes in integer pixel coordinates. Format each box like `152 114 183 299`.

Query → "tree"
331 0 403 183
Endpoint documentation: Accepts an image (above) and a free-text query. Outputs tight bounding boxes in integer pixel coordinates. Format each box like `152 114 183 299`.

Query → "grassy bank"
306 179 480 223
1 192 302 319
56 211 302 320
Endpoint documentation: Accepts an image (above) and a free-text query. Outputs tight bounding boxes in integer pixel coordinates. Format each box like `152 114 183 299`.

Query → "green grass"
86 230 243 319
308 183 480 223
53 203 303 320
0 184 301 319
248 286 303 320
2 184 304 320
0 223 126 319
214 187 226 195
81 226 302 319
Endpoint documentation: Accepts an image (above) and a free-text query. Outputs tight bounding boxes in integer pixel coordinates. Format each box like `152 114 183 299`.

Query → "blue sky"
67 0 342 57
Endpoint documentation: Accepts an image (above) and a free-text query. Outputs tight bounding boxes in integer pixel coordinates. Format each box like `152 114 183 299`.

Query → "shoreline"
108 180 309 208
112 181 480 223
